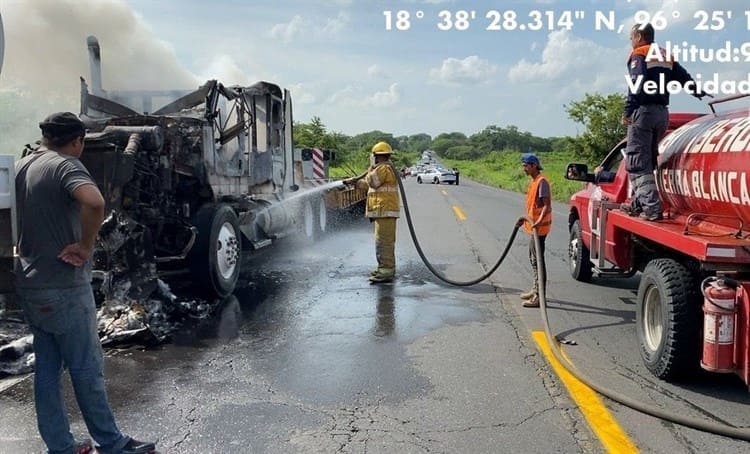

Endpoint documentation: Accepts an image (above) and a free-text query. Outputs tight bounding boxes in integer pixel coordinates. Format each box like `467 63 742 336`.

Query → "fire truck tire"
636 258 701 380
188 204 241 298
568 220 593 282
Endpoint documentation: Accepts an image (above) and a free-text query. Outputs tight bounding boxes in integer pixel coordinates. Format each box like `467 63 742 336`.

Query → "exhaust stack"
86 35 104 96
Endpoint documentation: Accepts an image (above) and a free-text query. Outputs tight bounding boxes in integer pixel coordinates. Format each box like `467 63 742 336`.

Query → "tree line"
293 93 627 170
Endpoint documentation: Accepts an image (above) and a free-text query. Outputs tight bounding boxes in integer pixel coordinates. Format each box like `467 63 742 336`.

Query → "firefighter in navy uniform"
622 22 706 221
344 142 400 283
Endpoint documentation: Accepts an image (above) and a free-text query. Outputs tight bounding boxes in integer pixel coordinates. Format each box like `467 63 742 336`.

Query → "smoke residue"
0 0 199 155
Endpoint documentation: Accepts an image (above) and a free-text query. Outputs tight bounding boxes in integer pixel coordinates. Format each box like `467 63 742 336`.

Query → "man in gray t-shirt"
15 112 156 454
15 148 95 289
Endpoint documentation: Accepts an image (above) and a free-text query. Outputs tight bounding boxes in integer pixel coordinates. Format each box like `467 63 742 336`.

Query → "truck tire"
188 204 241 298
317 197 327 235
301 196 330 240
303 199 317 239
568 220 593 282
636 258 701 380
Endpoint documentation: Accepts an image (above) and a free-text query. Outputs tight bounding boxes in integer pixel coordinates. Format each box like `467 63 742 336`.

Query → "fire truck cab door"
588 143 628 263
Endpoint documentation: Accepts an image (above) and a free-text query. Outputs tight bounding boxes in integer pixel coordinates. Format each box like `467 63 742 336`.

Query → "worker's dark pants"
529 235 547 295
625 105 668 216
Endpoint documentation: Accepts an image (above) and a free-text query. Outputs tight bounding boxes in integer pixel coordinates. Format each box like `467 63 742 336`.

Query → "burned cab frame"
68 36 301 298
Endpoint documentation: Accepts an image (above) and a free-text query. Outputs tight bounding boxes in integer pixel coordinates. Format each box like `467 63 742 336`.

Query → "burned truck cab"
69 36 299 298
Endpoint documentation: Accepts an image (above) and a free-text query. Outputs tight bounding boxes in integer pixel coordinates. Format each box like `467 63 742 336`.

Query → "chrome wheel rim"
216 222 239 280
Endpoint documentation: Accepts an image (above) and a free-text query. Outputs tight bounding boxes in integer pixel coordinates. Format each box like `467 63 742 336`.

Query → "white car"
417 168 456 184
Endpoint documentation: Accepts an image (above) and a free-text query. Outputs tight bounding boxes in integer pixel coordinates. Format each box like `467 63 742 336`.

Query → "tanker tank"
657 108 750 231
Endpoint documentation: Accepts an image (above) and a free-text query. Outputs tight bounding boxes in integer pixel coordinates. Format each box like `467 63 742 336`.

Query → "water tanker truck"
565 94 750 388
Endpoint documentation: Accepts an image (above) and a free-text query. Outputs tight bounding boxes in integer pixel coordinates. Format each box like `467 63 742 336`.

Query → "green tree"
564 93 626 162
293 116 345 149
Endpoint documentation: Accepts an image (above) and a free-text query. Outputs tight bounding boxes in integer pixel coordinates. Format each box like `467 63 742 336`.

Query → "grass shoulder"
442 151 587 203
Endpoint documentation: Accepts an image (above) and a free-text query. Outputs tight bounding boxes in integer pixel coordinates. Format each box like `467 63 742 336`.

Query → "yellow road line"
452 205 466 221
531 331 638 454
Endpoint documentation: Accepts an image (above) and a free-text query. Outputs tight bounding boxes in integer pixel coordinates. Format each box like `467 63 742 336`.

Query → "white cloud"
288 83 317 104
428 56 497 85
269 15 306 44
327 85 358 106
270 12 349 44
324 83 400 108
508 30 622 94
322 12 349 35
365 83 400 108
367 64 386 78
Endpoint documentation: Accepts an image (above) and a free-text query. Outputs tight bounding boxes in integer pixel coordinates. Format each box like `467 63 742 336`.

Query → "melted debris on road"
0 271 214 377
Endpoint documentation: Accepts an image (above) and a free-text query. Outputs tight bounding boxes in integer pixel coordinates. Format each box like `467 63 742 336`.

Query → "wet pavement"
5 178 749 453
0 194 589 453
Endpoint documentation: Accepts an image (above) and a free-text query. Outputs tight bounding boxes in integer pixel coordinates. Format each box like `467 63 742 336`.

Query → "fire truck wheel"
188 204 241 298
636 258 701 380
568 220 593 282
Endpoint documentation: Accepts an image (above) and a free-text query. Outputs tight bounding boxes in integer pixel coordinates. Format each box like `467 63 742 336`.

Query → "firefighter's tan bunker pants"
374 217 396 276
625 104 668 216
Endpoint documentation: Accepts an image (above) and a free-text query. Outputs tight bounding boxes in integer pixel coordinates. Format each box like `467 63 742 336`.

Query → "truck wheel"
317 197 327 234
303 199 317 239
636 258 701 380
188 204 241 298
568 220 592 282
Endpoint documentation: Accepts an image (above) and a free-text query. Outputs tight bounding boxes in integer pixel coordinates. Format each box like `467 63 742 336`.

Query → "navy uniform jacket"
624 43 696 118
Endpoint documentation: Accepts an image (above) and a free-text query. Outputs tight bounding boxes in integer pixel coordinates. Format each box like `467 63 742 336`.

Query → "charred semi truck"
3 36 364 301
565 95 750 389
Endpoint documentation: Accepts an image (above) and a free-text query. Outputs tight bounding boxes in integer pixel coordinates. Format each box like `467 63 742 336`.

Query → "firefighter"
516 153 552 308
344 141 400 283
622 22 706 221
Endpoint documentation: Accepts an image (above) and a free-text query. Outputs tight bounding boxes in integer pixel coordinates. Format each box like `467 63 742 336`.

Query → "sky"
1 0 748 145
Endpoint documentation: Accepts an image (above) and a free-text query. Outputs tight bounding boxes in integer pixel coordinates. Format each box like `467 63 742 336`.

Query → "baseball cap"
39 112 86 139
521 153 542 170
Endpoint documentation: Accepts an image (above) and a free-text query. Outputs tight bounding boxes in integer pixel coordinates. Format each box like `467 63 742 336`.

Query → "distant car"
417 168 456 184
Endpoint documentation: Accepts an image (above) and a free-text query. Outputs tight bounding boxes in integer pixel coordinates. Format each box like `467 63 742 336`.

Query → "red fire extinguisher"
700 277 738 373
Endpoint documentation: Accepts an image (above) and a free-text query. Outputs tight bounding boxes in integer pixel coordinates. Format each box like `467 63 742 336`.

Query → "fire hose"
389 165 750 442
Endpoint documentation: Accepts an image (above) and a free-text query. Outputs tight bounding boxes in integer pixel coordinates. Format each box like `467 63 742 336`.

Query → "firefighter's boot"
519 289 536 300
369 268 395 283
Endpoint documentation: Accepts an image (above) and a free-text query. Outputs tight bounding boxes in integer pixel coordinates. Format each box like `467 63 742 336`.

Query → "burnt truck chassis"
64 76 302 299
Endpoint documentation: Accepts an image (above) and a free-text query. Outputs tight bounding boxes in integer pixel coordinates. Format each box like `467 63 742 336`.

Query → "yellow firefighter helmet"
371 141 393 155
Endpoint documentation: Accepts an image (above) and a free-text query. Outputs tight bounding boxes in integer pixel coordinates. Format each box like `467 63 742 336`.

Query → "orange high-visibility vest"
524 175 551 236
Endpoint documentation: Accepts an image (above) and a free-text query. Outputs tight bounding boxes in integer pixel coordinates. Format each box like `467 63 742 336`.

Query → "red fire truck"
565 94 750 388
